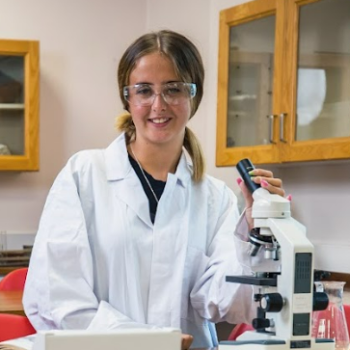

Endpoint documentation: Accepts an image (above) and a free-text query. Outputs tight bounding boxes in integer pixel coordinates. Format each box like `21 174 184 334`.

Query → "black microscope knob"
252 318 271 330
313 292 329 311
260 293 284 312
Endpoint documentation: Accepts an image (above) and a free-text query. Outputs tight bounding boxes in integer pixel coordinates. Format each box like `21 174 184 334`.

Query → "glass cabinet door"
227 16 275 148
281 0 350 162
216 0 285 166
0 40 39 171
0 55 25 156
296 0 350 142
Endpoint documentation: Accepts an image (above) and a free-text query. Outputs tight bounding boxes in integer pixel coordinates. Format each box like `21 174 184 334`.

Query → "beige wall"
0 0 349 272
207 0 350 273
147 0 350 272
0 0 146 230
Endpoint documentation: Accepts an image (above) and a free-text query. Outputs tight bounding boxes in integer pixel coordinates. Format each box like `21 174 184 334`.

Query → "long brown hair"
116 30 205 182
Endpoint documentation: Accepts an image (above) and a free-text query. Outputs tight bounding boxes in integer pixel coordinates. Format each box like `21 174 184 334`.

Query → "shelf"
0 103 25 110
229 94 257 101
228 111 249 117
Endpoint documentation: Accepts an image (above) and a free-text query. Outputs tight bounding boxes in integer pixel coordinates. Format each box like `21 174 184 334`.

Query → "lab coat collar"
105 133 192 188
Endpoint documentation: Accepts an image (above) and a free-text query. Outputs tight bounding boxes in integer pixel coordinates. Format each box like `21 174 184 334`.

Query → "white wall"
147 0 350 273
145 0 211 158
0 0 349 272
0 0 146 231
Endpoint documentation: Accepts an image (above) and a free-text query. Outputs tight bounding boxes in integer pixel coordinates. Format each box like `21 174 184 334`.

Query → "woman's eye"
165 87 181 95
136 87 152 96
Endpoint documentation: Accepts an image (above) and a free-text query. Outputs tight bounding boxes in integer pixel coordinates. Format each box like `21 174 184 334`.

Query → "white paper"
297 68 326 126
0 334 36 350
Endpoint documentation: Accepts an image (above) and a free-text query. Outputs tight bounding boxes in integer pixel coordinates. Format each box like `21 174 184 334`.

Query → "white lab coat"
23 133 258 348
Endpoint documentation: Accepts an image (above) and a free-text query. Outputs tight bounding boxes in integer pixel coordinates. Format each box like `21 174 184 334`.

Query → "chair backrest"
0 313 36 342
0 267 28 291
344 304 350 334
228 323 254 340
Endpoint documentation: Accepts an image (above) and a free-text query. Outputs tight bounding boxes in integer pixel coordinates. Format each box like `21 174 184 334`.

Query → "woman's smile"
150 117 170 124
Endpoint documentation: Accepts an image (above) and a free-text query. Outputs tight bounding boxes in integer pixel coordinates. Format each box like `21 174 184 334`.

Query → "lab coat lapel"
105 134 152 228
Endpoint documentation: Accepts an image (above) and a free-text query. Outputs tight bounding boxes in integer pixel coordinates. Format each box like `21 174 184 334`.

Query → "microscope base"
219 332 334 350
219 340 335 350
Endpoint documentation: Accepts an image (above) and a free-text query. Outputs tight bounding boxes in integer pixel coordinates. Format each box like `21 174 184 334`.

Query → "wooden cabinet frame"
0 39 39 171
217 0 287 166
217 0 350 166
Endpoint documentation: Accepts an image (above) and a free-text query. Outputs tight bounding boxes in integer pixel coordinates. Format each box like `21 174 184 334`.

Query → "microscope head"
236 159 290 259
237 158 290 219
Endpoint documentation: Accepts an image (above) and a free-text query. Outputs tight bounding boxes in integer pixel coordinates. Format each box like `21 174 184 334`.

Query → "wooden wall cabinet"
217 0 350 166
0 39 39 171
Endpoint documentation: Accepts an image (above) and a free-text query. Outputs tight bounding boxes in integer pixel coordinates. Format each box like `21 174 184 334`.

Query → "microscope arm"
254 216 314 341
220 159 333 349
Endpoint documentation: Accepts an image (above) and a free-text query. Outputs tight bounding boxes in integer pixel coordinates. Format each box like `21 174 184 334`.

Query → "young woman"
23 30 285 349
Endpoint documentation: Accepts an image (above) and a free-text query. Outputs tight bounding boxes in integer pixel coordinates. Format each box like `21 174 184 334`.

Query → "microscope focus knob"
252 318 272 330
260 293 284 312
313 292 329 311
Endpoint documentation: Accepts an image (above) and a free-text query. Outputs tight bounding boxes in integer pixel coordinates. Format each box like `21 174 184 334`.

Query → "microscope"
219 159 334 350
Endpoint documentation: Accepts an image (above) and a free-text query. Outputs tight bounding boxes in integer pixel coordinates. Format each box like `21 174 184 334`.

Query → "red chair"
0 313 36 341
344 304 350 334
228 323 254 340
0 267 28 291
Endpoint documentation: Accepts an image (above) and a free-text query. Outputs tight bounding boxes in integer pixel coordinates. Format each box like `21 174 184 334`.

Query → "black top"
129 154 166 223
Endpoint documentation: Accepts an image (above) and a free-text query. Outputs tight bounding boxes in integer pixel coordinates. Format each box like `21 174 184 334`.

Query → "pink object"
344 304 350 334
0 267 28 291
261 180 269 188
228 323 254 340
0 313 36 341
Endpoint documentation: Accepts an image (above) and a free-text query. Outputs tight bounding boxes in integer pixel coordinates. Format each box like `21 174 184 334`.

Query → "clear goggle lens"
123 82 197 106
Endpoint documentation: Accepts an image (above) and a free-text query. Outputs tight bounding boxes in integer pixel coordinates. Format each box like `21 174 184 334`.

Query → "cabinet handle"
279 113 287 143
267 114 276 144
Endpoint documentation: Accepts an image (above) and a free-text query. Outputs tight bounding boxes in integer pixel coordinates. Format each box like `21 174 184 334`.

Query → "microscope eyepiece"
236 158 261 193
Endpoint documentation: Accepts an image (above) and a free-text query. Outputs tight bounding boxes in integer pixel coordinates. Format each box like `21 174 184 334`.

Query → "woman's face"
128 52 191 148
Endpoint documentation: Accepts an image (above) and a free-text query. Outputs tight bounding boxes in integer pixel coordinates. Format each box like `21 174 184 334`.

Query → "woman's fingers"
253 176 283 188
181 334 193 350
249 168 285 197
260 179 285 197
249 168 274 178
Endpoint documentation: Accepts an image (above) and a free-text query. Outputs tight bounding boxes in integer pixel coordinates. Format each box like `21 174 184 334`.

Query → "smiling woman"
23 30 285 350
116 30 205 184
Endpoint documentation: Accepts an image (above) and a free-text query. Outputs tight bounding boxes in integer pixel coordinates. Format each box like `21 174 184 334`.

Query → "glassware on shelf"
0 144 10 155
312 281 350 350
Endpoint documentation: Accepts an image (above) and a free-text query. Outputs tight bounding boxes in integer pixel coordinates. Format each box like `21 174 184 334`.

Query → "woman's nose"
152 93 167 110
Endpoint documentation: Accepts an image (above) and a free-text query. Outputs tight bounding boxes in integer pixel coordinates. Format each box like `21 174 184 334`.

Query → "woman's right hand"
181 333 193 350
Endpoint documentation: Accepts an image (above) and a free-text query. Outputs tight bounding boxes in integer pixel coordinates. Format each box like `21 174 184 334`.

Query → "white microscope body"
220 159 334 350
